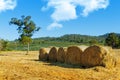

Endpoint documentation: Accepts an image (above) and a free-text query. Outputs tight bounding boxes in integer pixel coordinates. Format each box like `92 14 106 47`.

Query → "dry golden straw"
57 47 67 63
49 47 58 62
81 45 116 68
65 46 83 65
39 48 49 61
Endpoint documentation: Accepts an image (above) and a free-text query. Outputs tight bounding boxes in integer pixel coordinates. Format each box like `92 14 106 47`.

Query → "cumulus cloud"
47 22 63 30
48 1 77 22
76 0 109 16
42 0 109 30
0 0 16 13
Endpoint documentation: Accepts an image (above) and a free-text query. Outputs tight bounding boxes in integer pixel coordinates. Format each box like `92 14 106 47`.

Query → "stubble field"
0 49 120 80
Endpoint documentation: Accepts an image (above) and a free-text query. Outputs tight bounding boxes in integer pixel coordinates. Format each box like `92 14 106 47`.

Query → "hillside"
5 33 120 51
99 33 120 38
34 34 105 43
7 34 105 51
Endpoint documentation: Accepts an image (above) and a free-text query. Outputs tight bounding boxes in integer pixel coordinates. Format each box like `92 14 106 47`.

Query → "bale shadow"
31 59 87 69
44 61 85 69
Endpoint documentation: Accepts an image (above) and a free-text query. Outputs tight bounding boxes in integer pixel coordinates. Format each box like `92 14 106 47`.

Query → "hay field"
0 49 120 80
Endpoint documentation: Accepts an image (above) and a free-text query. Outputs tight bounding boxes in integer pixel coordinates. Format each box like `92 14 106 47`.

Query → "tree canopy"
9 15 40 54
105 33 119 48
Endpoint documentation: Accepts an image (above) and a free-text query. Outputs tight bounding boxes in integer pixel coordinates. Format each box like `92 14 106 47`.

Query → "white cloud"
0 0 16 13
48 1 77 22
43 0 109 30
47 22 63 30
75 0 109 16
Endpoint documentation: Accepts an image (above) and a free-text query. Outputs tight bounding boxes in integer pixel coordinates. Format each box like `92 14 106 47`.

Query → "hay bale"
65 46 83 65
39 48 49 61
49 47 58 62
102 46 116 68
57 47 67 63
81 45 116 68
103 46 115 55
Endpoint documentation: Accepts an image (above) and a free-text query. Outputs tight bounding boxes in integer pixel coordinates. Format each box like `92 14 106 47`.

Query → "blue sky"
0 0 120 40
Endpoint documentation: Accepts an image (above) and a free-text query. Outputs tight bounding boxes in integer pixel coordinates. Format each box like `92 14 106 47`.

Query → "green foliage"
9 15 40 38
56 34 104 45
6 33 120 51
19 35 32 45
7 40 81 51
105 33 119 48
0 40 3 50
2 41 8 51
0 40 8 51
7 34 105 51
9 15 40 53
89 39 98 45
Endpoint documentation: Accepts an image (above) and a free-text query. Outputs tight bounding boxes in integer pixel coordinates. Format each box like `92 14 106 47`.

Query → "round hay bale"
65 46 83 65
57 47 67 63
49 47 58 62
39 48 49 61
81 45 116 68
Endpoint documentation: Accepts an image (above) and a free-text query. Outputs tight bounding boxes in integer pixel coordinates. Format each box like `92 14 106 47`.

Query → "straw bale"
65 46 83 65
57 47 67 63
81 45 116 68
49 47 58 62
39 48 49 61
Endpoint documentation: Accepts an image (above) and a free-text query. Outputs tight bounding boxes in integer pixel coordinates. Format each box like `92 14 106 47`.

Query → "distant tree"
2 40 8 51
0 40 3 51
0 40 8 51
9 15 40 54
118 36 120 48
105 33 119 48
89 39 98 45
80 39 83 43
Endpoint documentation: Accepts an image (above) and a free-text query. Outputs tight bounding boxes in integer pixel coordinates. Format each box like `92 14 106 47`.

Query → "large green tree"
9 15 40 54
105 33 119 48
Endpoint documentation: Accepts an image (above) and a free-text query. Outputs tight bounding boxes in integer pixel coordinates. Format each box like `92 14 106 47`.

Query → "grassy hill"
5 33 120 51
6 34 107 51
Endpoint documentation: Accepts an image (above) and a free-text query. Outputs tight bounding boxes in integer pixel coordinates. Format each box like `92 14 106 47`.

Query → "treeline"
1 33 120 51
21 33 120 49
105 33 120 48
34 34 105 45
0 39 8 51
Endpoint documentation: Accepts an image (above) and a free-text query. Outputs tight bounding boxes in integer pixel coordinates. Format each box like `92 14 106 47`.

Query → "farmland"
7 34 105 51
0 0 119 79
0 49 120 80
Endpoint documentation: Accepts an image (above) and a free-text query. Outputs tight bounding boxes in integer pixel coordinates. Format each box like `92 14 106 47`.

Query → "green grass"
7 41 82 51
7 40 104 51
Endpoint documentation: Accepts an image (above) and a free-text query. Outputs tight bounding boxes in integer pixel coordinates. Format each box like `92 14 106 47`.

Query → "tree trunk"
26 43 29 55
